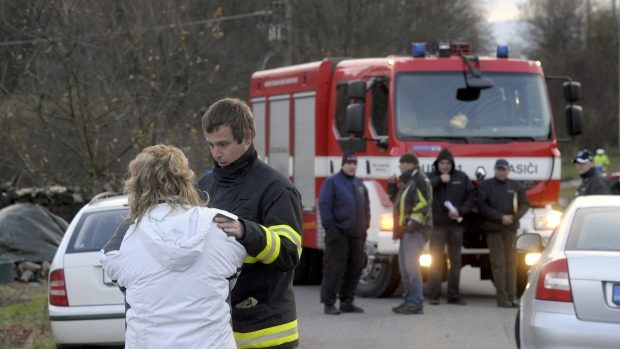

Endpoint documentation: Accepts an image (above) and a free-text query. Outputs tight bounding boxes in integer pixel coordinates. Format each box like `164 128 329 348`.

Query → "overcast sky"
486 0 521 22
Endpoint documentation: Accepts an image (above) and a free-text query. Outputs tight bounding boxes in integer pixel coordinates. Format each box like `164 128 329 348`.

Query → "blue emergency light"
411 42 427 58
496 45 509 58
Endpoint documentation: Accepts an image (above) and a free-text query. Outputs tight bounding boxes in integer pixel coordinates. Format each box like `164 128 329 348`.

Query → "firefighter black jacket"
198 145 303 349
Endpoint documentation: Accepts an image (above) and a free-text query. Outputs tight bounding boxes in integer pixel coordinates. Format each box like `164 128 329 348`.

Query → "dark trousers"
320 228 366 305
428 224 464 300
486 231 517 305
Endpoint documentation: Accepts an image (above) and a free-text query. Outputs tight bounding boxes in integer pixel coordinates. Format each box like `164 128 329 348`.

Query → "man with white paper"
426 149 474 305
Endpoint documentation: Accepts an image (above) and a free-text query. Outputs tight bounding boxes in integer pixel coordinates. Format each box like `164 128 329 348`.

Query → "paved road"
295 266 518 349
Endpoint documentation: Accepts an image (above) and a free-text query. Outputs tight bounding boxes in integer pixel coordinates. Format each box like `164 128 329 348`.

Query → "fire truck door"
293 92 316 210
268 95 291 178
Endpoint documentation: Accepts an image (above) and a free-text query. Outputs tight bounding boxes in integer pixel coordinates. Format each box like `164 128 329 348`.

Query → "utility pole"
260 0 292 70
615 0 620 151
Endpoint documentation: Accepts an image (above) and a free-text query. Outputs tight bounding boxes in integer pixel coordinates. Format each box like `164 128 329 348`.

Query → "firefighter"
478 159 529 308
574 149 611 196
426 149 474 306
318 151 370 315
387 152 432 315
198 98 303 349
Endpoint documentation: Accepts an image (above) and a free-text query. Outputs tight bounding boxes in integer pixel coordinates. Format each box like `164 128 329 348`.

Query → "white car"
516 195 620 349
48 193 128 347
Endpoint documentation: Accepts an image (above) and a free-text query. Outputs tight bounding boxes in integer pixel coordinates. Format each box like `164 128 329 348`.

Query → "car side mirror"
515 233 543 252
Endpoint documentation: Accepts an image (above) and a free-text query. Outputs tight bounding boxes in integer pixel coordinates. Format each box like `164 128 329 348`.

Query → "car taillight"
535 258 573 302
49 269 69 306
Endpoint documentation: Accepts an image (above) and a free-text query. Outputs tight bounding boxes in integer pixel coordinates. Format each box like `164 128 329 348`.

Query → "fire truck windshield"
394 72 552 141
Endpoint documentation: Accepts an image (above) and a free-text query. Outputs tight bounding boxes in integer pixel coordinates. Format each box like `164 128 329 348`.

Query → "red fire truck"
247 42 582 297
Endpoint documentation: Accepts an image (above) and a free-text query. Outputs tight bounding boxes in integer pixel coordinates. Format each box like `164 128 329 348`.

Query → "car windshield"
67 208 129 253
394 72 552 141
565 207 620 252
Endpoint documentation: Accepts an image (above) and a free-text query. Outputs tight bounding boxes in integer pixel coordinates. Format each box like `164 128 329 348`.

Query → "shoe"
324 304 341 315
392 303 423 315
497 301 512 308
340 301 364 313
428 298 440 305
391 303 407 313
447 298 467 305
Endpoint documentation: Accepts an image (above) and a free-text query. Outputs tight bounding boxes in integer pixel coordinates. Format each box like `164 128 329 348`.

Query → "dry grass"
0 282 55 349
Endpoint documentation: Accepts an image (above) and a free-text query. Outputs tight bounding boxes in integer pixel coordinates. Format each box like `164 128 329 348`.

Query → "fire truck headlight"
380 214 394 231
534 210 562 230
524 252 542 266
419 253 432 268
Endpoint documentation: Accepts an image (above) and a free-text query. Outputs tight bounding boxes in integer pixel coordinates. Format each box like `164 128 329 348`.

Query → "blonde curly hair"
125 144 205 225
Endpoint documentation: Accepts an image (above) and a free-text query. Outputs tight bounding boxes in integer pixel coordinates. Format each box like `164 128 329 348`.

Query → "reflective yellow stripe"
243 224 301 264
410 188 428 224
271 225 302 258
235 320 299 349
253 224 279 264
398 184 411 227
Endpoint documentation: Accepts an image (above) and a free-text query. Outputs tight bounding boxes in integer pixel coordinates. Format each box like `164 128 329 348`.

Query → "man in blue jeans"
387 153 432 315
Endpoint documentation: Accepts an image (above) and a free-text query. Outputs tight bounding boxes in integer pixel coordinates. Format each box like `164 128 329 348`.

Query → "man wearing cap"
574 149 611 196
478 159 529 307
426 149 474 306
319 151 370 315
387 152 432 315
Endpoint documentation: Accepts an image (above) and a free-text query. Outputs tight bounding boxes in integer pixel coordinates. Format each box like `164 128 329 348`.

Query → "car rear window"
66 208 129 253
565 207 620 252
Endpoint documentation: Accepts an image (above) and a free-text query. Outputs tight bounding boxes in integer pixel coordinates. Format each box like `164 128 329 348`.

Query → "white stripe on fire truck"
264 156 561 181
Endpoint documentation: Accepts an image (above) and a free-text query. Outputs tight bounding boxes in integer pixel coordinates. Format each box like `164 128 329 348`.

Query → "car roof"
86 194 128 211
571 195 620 208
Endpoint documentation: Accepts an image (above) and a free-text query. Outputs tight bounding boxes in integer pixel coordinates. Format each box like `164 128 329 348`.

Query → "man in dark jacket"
319 151 370 315
426 149 474 305
198 98 303 349
574 149 611 196
479 159 529 308
387 153 432 315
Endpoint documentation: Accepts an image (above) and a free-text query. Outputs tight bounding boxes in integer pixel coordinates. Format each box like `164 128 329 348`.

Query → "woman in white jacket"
101 144 246 349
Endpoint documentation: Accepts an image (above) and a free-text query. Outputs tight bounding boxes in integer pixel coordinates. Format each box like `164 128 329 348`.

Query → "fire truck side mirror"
346 103 365 136
563 81 581 102
348 80 366 100
456 87 481 101
466 76 494 90
565 104 583 136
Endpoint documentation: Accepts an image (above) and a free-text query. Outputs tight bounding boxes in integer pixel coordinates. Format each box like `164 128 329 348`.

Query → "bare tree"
521 0 618 152
290 0 492 62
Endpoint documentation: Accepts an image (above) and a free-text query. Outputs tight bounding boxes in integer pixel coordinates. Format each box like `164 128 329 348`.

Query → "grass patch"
0 282 55 349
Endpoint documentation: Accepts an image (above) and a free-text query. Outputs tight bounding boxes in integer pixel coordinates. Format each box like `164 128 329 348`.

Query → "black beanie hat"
399 152 419 164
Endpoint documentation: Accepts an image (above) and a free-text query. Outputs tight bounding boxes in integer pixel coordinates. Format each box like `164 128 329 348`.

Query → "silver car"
516 195 620 348
48 193 128 347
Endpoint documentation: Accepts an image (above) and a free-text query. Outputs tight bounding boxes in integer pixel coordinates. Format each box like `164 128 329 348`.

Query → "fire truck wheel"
516 265 528 296
356 253 400 298
293 249 311 285
515 309 521 349
293 248 323 285
516 252 530 296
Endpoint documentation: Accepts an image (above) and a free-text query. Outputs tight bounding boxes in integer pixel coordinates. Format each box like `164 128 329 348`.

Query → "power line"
0 10 271 47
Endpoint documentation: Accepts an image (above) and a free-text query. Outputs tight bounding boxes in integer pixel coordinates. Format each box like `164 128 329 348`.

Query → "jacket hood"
433 149 455 174
131 204 215 272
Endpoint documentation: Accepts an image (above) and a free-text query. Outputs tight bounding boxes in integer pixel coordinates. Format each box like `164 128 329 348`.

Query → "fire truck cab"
248 42 582 297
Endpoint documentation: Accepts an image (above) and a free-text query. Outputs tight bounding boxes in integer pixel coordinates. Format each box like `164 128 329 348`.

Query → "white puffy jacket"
101 204 246 349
